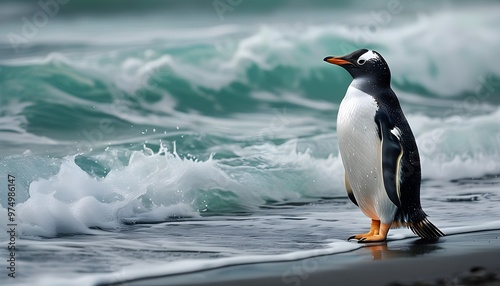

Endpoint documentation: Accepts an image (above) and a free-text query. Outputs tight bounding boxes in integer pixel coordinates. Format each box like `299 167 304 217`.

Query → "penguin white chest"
337 85 398 223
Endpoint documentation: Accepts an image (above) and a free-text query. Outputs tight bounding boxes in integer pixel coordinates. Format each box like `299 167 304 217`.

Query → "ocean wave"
0 100 58 147
412 108 500 180
2 116 499 239
3 5 500 111
0 142 344 238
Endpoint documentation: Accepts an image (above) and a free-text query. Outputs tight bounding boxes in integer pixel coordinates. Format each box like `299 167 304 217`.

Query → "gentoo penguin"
324 49 445 242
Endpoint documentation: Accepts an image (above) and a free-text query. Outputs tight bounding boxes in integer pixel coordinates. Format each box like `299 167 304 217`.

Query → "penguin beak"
323 56 352 66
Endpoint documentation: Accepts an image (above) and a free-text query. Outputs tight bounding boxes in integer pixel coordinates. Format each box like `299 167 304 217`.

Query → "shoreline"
109 230 500 286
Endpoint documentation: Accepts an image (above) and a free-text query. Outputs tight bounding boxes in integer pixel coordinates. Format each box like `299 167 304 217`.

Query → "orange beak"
323 56 352 66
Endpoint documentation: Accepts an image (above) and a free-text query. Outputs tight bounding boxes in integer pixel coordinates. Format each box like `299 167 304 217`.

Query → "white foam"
5 149 218 237
34 239 362 286
227 139 345 198
0 140 347 238
443 220 500 236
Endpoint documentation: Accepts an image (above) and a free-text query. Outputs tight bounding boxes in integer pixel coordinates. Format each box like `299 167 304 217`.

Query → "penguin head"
324 49 391 86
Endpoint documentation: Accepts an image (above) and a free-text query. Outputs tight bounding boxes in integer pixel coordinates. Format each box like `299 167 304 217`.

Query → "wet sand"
110 230 500 286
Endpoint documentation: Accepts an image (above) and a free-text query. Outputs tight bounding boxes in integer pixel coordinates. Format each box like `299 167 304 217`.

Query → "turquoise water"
1 0 500 285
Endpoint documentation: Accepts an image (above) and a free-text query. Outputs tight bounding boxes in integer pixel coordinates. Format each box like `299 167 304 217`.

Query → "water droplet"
153 128 156 133
176 126 179 130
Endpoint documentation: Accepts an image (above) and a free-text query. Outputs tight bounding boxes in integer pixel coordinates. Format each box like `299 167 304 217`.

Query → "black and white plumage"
324 49 445 242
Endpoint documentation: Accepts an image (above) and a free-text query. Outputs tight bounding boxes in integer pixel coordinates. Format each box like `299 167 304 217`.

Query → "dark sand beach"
115 230 500 286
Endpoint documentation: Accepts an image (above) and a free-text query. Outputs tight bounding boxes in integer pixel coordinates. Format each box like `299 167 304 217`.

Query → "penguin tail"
409 217 445 239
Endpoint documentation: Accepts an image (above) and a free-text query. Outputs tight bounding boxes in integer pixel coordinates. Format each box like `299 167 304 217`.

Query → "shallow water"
6 178 500 285
1 0 500 285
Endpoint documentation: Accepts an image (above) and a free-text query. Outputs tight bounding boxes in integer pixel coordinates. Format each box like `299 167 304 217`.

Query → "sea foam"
0 142 345 238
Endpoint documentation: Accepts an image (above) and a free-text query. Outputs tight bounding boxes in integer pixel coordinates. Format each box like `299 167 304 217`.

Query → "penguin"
323 49 445 242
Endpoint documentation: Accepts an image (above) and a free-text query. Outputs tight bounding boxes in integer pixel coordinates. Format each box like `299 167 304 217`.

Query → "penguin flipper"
344 172 358 206
376 115 403 208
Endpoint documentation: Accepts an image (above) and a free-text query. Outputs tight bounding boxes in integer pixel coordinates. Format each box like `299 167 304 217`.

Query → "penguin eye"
357 59 366 65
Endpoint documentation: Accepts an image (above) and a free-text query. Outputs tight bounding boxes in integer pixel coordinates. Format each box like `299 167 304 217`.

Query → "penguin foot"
347 219 381 241
347 233 373 241
349 221 391 243
357 235 387 243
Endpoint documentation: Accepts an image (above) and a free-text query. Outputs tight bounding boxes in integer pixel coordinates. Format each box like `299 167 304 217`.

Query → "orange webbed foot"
349 221 391 244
